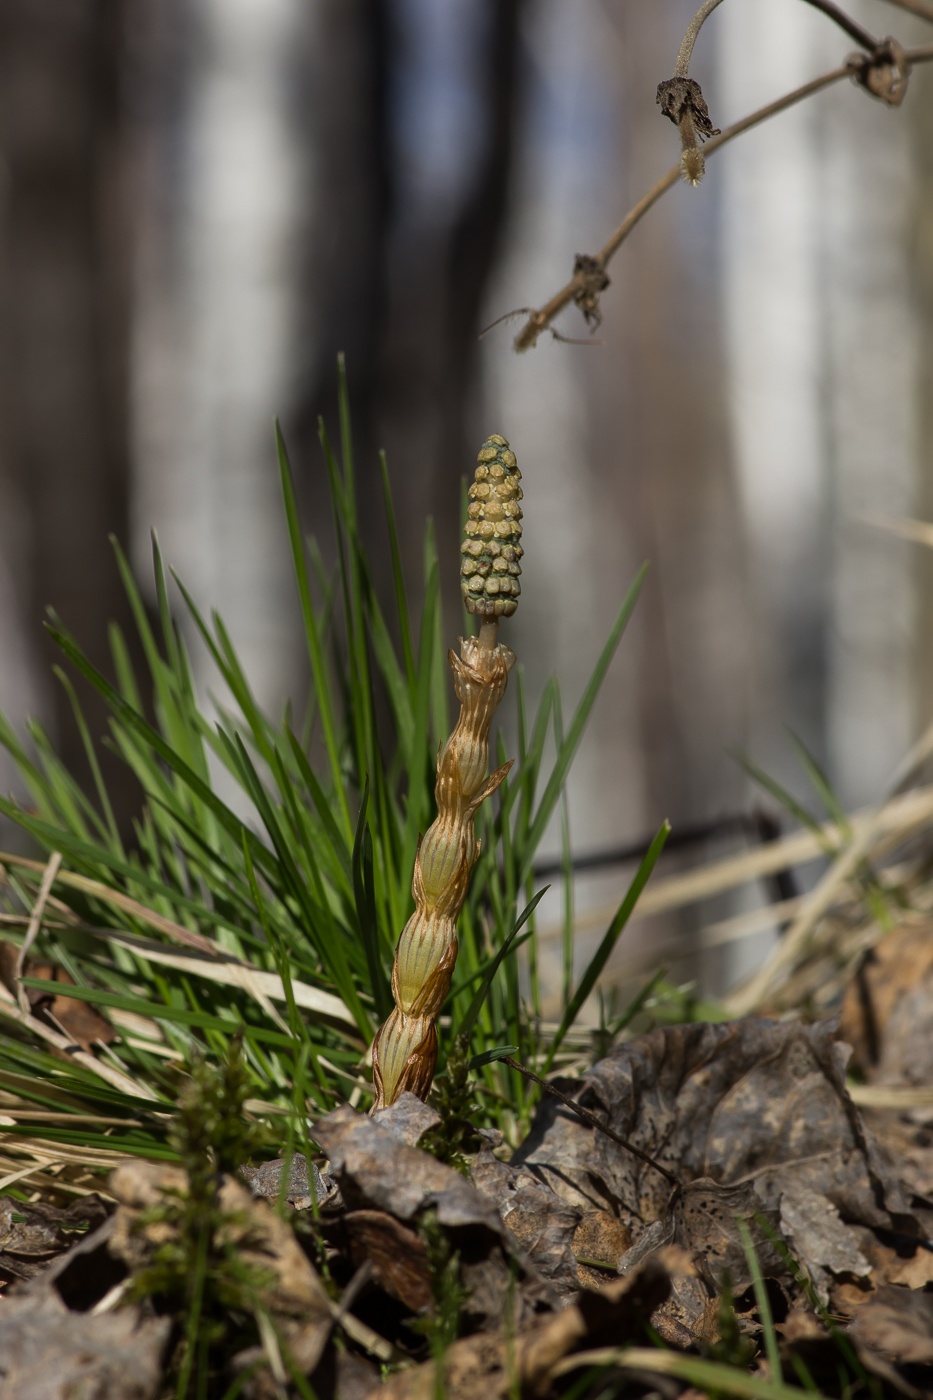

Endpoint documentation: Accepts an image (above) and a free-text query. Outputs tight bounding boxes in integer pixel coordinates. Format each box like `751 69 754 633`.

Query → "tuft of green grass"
0 359 655 1174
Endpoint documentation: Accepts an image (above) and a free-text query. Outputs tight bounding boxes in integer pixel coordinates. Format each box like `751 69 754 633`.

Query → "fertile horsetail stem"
371 436 523 1110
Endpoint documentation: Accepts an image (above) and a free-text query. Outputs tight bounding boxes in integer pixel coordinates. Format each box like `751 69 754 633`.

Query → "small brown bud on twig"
572 254 611 330
851 37 910 106
656 76 721 186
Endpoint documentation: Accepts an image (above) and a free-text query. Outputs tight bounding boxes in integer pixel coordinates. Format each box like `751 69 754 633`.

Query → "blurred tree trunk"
0 0 137 823
380 0 526 594
294 0 525 636
291 0 392 543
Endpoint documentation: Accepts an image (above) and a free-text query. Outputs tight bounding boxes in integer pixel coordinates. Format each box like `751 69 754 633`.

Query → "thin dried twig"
674 0 727 75
503 1054 681 1188
541 782 933 941
676 0 877 77
14 850 61 1014
512 45 933 351
726 711 933 1016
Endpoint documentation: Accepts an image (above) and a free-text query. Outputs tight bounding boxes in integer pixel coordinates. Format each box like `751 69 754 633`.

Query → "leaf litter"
5 1000 933 1400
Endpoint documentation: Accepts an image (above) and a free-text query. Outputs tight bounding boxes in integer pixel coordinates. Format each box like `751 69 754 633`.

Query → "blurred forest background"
0 0 930 1009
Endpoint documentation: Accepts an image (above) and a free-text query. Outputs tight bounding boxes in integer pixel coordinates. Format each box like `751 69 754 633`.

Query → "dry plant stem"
14 850 61 1014
674 0 727 75
726 707 933 1016
515 46 933 351
676 0 877 76
503 1056 681 1190
372 436 523 1109
371 622 514 1108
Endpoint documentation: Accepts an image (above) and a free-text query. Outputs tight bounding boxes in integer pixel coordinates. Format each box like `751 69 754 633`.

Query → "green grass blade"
523 566 647 870
352 782 392 1021
737 1217 781 1382
380 450 416 689
275 421 351 839
785 727 852 834
608 966 668 1038
545 819 669 1070
562 1350 818 1400
455 887 548 1046
733 750 838 856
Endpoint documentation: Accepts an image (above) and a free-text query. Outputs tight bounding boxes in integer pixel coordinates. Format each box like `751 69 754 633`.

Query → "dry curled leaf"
0 1192 110 1288
849 1285 933 1365
241 1153 332 1211
366 1252 672 1400
344 1209 432 1312
510 1019 915 1297
315 1104 557 1329
0 1284 168 1400
0 942 115 1050
841 921 933 1087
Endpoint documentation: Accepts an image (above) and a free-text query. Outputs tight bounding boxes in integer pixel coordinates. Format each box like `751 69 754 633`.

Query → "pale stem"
477 618 500 651
674 0 726 77
676 0 877 77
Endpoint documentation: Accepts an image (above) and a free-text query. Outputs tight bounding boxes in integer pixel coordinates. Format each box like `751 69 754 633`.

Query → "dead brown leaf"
471 1147 583 1297
571 1208 632 1266
509 1018 915 1297
108 1158 333 1378
0 942 115 1050
0 1284 168 1400
315 1105 557 1329
366 1252 672 1400
0 1192 110 1288
849 1284 933 1365
26 961 116 1049
372 1091 441 1147
241 1153 331 1211
344 1209 433 1312
841 921 933 1084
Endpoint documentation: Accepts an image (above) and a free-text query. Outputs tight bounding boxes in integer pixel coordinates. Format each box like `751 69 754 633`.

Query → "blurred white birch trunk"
718 0 922 813
132 0 308 716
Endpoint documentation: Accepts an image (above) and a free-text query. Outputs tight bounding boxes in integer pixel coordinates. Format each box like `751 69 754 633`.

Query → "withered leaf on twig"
852 38 910 107
571 255 610 330
656 77 720 140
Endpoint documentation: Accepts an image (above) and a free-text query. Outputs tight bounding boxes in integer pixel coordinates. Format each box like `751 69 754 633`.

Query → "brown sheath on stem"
371 437 523 1110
